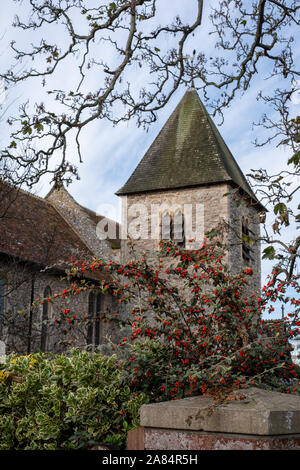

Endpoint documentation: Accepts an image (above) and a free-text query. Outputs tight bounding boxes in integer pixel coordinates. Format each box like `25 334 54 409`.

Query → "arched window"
160 210 185 248
41 286 51 352
160 211 172 240
173 210 185 247
95 293 102 346
87 291 102 350
0 279 5 339
242 217 251 263
87 292 95 347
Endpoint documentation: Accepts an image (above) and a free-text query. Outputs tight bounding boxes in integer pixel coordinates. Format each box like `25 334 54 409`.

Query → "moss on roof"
116 89 263 209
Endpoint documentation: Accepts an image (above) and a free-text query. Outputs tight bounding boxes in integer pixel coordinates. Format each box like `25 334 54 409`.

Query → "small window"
87 292 102 350
242 217 252 263
0 279 5 339
41 286 51 352
173 210 185 247
161 212 172 240
160 210 185 248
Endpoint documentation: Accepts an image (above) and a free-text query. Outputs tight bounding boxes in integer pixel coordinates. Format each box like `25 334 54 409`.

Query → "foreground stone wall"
129 427 300 450
127 388 300 450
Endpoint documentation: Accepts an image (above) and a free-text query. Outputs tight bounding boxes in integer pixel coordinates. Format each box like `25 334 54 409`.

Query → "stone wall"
0 256 119 355
120 183 229 263
120 184 261 294
227 190 261 294
46 186 118 261
127 388 300 450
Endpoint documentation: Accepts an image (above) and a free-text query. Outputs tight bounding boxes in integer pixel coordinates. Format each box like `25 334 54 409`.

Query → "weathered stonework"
227 191 261 294
0 256 119 355
46 185 120 261
140 388 300 435
128 388 300 450
138 428 300 450
120 183 261 294
120 183 228 259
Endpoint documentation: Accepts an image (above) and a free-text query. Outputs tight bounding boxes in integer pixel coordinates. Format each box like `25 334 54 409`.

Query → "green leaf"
274 202 287 215
288 151 300 167
206 228 219 238
109 2 117 13
262 246 276 260
34 122 44 133
22 125 32 135
242 235 254 245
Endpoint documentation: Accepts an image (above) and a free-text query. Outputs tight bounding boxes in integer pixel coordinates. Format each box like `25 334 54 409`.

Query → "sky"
0 0 299 318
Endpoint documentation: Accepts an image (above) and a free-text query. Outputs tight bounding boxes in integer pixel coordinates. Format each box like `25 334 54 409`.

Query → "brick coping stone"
140 388 300 436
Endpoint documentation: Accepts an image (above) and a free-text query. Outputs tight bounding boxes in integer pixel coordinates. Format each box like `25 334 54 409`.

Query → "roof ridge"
0 181 94 269
4 181 96 259
198 97 258 201
1 180 54 206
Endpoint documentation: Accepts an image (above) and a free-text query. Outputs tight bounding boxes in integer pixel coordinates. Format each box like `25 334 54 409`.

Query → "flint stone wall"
120 184 261 293
0 256 119 355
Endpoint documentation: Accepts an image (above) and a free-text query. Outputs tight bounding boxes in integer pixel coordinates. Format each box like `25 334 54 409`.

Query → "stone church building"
0 89 264 355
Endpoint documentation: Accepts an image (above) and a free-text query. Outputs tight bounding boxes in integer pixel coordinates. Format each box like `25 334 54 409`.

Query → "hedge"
0 349 147 449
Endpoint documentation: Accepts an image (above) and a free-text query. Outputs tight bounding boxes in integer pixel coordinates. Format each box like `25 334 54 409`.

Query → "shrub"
61 239 300 402
0 349 147 450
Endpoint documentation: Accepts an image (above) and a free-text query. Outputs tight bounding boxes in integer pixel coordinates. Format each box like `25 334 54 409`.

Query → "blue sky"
0 0 299 315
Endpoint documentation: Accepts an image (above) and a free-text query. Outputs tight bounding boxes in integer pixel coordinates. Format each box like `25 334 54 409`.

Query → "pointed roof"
116 89 263 209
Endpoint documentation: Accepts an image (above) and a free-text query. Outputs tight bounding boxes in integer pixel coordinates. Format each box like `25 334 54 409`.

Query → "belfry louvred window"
242 217 253 263
160 210 185 248
161 212 172 240
173 210 185 247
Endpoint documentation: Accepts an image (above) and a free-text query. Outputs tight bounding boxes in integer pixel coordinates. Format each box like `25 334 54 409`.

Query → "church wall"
227 193 261 294
0 257 119 356
119 183 261 295
120 183 229 263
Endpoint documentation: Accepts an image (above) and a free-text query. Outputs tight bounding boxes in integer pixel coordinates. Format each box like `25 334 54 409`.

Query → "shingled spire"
116 88 261 207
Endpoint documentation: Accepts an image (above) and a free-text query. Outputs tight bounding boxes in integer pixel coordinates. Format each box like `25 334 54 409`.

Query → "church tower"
116 89 264 293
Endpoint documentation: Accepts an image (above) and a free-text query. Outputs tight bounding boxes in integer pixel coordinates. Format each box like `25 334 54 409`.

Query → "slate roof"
0 182 93 270
116 89 263 209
